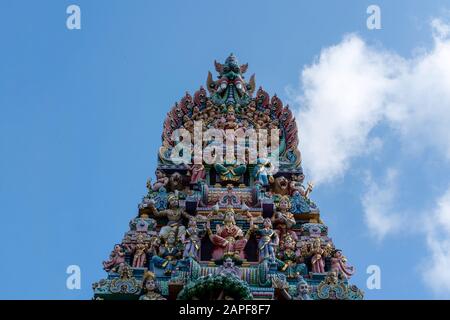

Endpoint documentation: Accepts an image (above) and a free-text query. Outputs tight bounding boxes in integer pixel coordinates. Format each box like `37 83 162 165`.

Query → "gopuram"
93 54 364 300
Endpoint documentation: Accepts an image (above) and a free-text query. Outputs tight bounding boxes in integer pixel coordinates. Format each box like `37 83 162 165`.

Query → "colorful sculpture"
330 249 355 279
139 272 166 300
102 244 126 272
272 196 297 242
207 208 251 261
183 218 202 260
93 55 363 300
124 233 148 268
151 231 183 276
255 218 279 262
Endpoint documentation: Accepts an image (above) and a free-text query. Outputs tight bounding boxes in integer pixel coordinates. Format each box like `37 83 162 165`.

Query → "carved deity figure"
139 272 166 300
253 158 274 187
207 208 251 260
255 218 279 262
270 176 290 196
102 244 126 272
151 170 169 192
151 232 183 276
216 257 242 279
214 161 247 183
277 234 307 278
290 174 313 198
183 219 202 260
148 195 198 241
330 250 355 279
310 238 326 274
124 233 148 268
278 276 312 300
188 163 206 184
271 196 297 242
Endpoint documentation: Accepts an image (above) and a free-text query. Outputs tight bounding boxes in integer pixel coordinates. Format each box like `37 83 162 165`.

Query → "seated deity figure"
254 218 279 262
330 249 355 279
151 231 183 276
271 196 298 242
214 160 247 183
139 272 166 300
253 158 274 187
102 244 126 272
148 195 202 242
183 218 202 260
207 208 252 261
276 233 307 278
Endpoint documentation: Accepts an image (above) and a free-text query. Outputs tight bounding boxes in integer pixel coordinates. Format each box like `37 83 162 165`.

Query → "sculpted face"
224 211 235 225
298 282 309 295
188 219 197 228
272 176 290 196
224 258 234 268
145 279 156 292
168 198 178 208
167 234 176 245
276 176 289 190
279 198 290 211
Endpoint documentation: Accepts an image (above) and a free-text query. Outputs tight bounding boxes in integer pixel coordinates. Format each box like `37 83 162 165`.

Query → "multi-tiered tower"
93 54 364 300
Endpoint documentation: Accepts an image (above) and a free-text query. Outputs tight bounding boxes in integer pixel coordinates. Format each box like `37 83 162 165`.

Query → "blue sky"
1 0 450 299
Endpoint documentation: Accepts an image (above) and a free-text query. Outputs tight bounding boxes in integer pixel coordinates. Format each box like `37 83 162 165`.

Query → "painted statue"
102 244 126 272
330 249 355 279
151 231 183 276
289 174 313 198
214 161 247 183
151 169 169 192
270 176 290 196
271 196 297 242
188 163 206 184
253 158 274 186
183 218 202 260
207 208 251 260
216 257 242 279
278 276 312 300
139 272 166 300
148 195 198 241
310 238 326 274
255 218 279 262
124 233 148 268
277 233 307 278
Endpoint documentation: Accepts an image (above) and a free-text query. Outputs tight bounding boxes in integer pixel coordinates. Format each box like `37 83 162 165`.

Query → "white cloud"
294 18 450 185
361 169 403 241
422 187 450 295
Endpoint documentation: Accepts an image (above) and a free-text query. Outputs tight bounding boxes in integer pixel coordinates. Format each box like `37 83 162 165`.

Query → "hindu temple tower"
93 54 364 300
